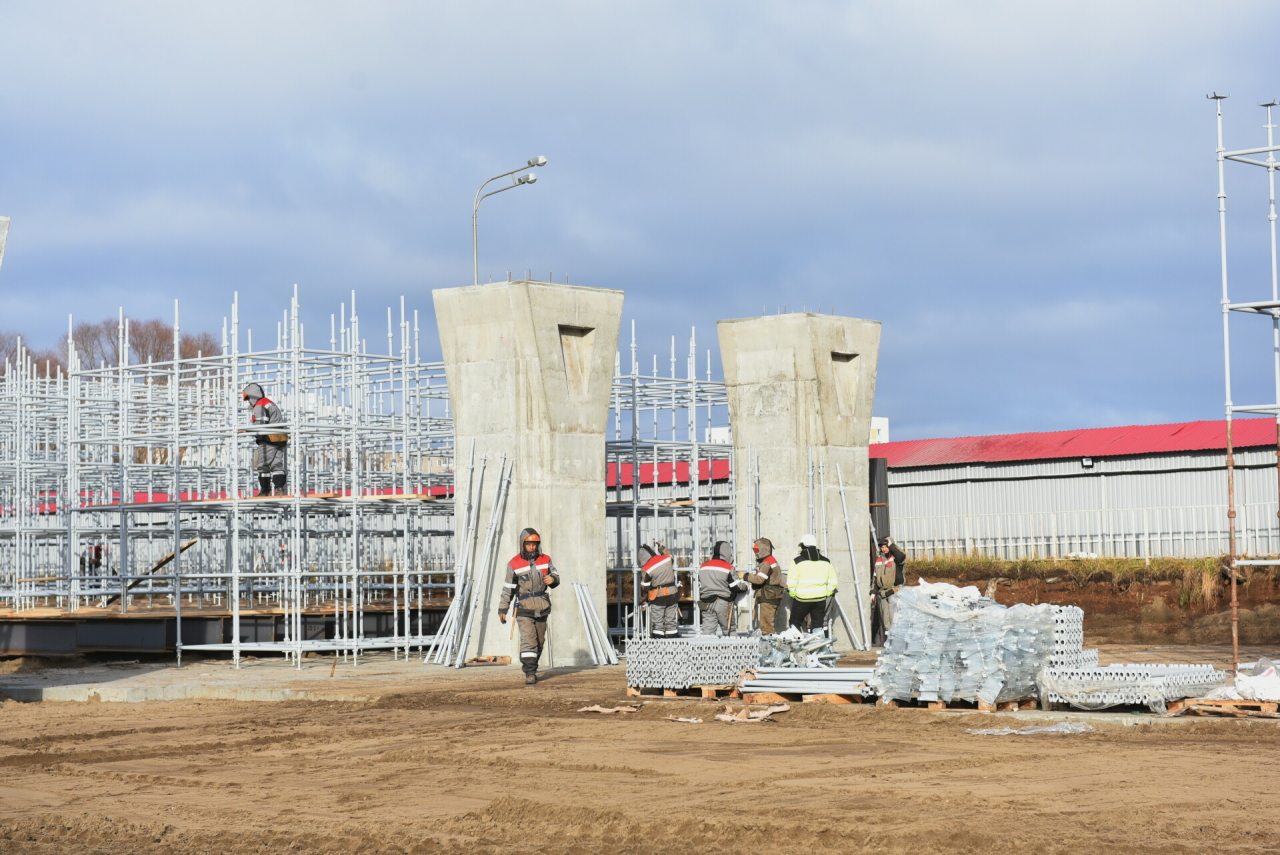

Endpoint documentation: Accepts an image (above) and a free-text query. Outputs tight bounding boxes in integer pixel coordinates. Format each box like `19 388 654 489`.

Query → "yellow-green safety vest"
787 558 837 601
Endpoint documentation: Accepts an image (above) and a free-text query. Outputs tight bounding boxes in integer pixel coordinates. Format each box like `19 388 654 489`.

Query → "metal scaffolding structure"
1 289 457 666
1 292 745 661
1212 93 1280 673
606 322 735 638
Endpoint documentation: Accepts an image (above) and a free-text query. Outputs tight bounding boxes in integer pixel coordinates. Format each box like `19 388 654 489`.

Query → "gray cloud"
1 1 1277 438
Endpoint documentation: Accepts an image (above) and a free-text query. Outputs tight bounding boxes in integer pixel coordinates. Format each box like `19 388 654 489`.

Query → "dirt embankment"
910 556 1280 645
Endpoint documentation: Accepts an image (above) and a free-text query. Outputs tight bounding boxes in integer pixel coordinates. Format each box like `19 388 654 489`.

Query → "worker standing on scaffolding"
241 383 288 496
498 528 559 685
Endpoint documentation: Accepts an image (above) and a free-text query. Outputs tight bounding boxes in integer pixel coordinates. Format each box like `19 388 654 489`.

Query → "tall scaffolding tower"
607 322 734 638
1211 93 1280 673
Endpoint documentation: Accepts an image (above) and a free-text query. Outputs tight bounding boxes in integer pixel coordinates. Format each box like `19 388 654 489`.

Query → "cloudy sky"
2 2 1279 440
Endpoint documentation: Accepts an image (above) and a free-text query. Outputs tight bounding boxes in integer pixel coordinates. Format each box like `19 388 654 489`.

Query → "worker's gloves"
498 612 508 624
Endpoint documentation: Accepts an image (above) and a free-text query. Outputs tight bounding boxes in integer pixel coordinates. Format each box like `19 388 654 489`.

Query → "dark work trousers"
516 613 548 674
788 597 830 633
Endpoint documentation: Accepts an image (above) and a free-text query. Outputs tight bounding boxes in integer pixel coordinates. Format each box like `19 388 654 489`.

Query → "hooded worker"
744 537 785 634
697 540 745 636
872 536 907 646
241 383 288 496
497 528 559 685
786 534 837 634
639 543 681 638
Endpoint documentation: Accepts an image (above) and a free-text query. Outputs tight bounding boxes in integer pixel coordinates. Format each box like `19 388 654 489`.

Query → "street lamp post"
473 157 547 286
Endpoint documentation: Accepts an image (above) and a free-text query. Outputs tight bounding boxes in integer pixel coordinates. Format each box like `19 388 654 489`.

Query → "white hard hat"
799 533 818 548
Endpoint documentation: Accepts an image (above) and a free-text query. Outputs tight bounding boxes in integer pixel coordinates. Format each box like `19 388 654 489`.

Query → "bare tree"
128 318 173 365
180 330 221 359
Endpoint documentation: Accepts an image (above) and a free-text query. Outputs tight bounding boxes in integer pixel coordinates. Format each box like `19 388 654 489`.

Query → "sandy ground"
2 645 1279 854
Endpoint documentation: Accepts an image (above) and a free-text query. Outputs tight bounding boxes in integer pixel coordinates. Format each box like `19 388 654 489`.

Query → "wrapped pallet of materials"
870 581 1055 706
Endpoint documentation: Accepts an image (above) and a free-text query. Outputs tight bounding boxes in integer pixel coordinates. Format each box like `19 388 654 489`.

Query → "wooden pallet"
1168 697 1280 718
627 685 739 699
877 697 1038 712
740 691 867 705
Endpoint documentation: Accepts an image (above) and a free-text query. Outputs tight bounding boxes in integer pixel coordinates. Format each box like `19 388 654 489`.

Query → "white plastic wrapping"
870 581 1056 706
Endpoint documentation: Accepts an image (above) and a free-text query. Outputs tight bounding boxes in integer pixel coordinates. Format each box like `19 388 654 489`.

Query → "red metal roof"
607 459 730 487
868 418 1277 468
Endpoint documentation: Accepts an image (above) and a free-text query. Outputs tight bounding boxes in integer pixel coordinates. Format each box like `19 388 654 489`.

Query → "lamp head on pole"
527 156 547 167
516 173 538 185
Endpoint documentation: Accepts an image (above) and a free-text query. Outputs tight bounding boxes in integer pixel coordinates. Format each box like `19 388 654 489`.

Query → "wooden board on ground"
464 656 511 666
1169 697 1280 718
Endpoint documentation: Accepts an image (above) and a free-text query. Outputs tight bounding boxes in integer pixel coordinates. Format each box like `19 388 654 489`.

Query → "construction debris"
664 716 703 723
966 722 1095 736
714 703 790 723
576 705 640 714
757 627 839 667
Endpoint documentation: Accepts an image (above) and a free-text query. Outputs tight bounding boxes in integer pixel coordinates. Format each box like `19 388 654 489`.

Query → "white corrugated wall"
888 446 1280 559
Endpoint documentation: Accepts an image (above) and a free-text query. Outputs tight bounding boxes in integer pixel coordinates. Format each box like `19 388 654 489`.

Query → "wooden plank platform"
1169 697 1280 718
627 685 738 699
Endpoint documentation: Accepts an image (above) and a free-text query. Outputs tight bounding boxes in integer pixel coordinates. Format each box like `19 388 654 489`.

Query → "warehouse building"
870 419 1280 560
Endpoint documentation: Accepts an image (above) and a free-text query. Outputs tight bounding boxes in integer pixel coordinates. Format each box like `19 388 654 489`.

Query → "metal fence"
894 502 1280 560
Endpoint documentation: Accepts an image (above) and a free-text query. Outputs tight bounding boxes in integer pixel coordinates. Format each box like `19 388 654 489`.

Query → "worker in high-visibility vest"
872 536 907 645
786 533 837 633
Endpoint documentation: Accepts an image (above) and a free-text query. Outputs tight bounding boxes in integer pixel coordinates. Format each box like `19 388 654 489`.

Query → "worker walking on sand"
241 383 288 496
744 537 785 634
698 541 746 635
498 528 559 685
787 534 837 634
639 543 681 638
872 536 907 646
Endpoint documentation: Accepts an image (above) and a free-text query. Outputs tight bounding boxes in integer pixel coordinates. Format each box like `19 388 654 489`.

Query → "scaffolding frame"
606 322 735 639
1 289 457 666
1212 93 1280 673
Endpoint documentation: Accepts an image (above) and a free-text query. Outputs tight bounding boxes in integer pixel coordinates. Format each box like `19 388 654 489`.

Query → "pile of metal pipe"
738 666 875 697
573 582 618 665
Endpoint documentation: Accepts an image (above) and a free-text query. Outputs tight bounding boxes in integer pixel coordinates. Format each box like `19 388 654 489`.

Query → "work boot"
257 475 272 497
271 473 287 496
525 672 537 686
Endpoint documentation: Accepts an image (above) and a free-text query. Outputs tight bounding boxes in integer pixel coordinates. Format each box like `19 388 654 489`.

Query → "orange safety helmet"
523 533 541 544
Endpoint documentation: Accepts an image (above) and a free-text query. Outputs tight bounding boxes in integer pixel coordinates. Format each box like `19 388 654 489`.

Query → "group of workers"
488 528 908 687
639 533 908 640
239 383 911 685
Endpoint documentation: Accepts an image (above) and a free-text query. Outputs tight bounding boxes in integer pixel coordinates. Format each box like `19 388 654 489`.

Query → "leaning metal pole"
1213 93 1241 675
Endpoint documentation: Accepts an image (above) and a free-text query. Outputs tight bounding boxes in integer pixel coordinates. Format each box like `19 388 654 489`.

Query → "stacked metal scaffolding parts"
758 627 840 668
574 582 619 666
623 635 760 689
1038 664 1227 714
1049 605 1100 669
608 323 734 640
738 667 876 698
2 289 458 664
422 450 513 668
870 581 1056 706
